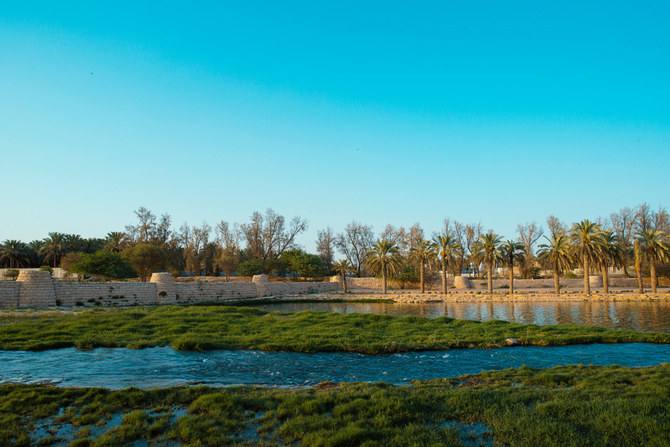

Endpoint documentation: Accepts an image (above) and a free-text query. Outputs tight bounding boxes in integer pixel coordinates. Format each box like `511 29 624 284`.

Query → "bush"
70 251 137 281
39 265 53 273
2 269 19 280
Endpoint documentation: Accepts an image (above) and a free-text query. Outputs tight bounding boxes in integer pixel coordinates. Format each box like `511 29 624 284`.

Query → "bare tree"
635 203 653 233
240 209 308 260
125 207 157 243
610 207 635 275
155 213 173 246
335 221 375 277
517 222 544 278
546 215 567 236
464 223 483 275
316 227 335 272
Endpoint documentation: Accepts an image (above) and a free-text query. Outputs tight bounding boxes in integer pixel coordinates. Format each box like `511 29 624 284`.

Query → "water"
254 301 670 332
1 344 668 389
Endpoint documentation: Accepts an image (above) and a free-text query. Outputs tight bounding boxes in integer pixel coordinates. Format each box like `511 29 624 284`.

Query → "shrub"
2 269 19 280
39 265 53 273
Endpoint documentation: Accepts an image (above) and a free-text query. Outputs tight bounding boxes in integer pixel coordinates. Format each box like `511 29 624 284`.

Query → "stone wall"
54 282 157 307
346 276 639 291
0 272 339 308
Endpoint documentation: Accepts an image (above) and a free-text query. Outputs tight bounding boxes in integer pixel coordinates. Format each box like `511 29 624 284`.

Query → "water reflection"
255 301 670 333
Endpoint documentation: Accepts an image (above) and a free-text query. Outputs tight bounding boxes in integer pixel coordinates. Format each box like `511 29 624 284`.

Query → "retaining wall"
346 276 639 291
0 272 338 308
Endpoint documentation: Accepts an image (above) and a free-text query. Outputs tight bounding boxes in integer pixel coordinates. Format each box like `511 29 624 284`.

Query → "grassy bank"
0 305 669 352
2 364 669 446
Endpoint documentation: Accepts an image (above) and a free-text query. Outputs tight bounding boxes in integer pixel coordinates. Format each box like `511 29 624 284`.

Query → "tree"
316 228 336 273
471 233 503 294
125 206 157 243
366 240 401 294
124 243 167 282
104 232 127 253
570 220 601 294
609 207 635 275
546 215 568 236
240 209 307 261
332 259 353 293
0 240 28 268
499 240 525 294
517 222 543 279
335 221 375 277
237 259 267 277
596 231 625 294
433 234 462 294
40 232 68 267
637 229 670 293
69 251 137 281
217 254 239 282
537 233 573 295
410 239 437 293
280 249 326 277
634 239 644 293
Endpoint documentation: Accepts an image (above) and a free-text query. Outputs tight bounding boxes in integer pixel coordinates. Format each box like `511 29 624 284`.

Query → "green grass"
0 305 669 353
1 364 669 446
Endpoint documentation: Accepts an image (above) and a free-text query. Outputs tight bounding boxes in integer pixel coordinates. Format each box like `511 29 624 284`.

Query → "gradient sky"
1 1 669 250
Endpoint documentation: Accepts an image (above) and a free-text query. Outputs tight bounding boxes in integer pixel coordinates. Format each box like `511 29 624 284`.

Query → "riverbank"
2 363 669 446
1 305 669 352
290 290 670 304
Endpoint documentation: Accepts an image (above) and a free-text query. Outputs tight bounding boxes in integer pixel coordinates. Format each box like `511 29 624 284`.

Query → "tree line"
1 204 668 293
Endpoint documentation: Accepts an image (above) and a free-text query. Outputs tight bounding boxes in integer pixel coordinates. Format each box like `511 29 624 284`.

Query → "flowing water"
2 343 668 389
254 301 670 332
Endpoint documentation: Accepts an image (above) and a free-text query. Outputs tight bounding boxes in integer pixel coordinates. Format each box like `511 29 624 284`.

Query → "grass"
0 305 669 353
1 364 669 446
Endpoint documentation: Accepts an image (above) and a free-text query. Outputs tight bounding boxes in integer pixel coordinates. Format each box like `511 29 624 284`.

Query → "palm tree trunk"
650 256 657 294
602 265 609 294
635 240 643 293
382 263 387 294
508 261 514 295
420 262 425 293
554 266 560 295
487 261 493 294
584 254 590 295
441 257 447 294
341 271 347 293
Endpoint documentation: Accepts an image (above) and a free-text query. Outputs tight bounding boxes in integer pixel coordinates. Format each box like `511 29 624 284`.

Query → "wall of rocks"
346 276 639 291
0 272 339 308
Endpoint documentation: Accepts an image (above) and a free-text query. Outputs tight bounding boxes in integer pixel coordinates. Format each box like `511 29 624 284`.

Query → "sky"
1 1 669 251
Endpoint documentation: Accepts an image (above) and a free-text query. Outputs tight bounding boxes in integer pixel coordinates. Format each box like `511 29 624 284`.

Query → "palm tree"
0 240 28 268
433 235 462 294
332 259 353 293
499 240 525 295
634 239 644 293
104 232 127 253
637 229 670 293
65 234 85 253
27 240 44 267
366 240 402 294
596 231 625 294
569 220 601 295
538 233 573 295
40 232 68 267
410 239 437 293
471 233 503 294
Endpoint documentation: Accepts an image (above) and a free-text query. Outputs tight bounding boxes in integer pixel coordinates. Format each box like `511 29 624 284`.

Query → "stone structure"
453 276 472 289
0 272 339 308
589 275 603 288
17 270 56 307
151 272 177 304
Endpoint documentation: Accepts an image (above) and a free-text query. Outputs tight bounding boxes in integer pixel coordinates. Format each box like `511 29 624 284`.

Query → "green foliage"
237 259 268 277
0 305 669 353
2 268 19 280
1 364 669 446
280 249 327 277
390 264 419 289
39 265 53 273
69 251 137 281
123 243 166 282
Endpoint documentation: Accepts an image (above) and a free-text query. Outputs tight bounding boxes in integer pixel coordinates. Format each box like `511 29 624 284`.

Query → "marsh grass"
1 364 668 446
0 305 669 353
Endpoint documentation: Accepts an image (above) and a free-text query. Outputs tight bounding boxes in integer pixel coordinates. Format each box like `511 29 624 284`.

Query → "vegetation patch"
0 364 668 446
0 305 669 353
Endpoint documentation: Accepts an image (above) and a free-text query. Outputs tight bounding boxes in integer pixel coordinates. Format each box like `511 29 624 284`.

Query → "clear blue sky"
1 1 669 250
